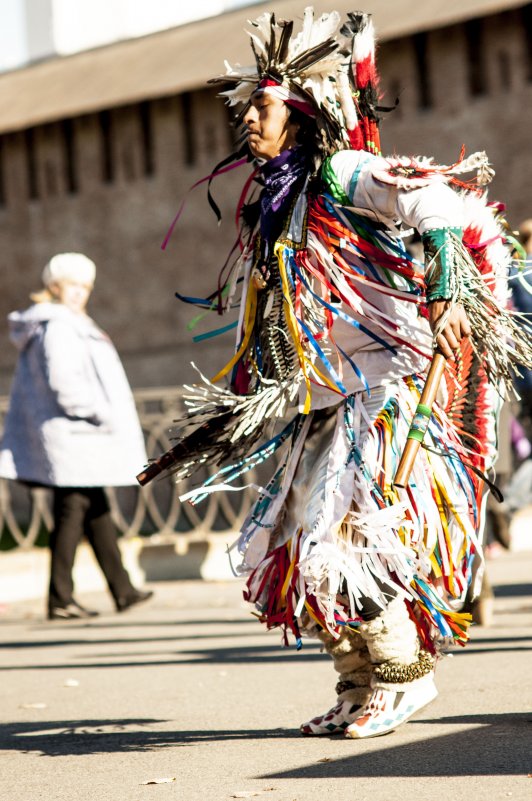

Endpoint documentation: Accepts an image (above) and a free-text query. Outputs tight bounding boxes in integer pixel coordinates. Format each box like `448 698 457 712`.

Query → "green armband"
406 403 432 443
422 227 462 303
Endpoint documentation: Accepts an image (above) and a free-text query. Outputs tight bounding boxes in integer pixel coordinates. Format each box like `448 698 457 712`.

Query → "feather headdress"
210 6 382 156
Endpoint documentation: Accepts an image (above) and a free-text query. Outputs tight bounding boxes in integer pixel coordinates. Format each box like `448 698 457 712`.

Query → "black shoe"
48 600 100 620
115 589 154 613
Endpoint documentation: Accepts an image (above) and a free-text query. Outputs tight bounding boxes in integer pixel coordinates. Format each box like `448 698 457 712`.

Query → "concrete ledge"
5 515 530 605
508 505 532 553
137 532 239 582
0 533 238 603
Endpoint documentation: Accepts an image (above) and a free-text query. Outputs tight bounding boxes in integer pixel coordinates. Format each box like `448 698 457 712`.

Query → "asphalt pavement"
1 548 531 801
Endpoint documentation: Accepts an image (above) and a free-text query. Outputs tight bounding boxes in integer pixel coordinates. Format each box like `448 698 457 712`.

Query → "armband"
422 227 462 303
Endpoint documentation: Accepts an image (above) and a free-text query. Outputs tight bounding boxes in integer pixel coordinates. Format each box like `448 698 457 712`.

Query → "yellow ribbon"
275 243 341 412
211 280 257 384
280 540 297 600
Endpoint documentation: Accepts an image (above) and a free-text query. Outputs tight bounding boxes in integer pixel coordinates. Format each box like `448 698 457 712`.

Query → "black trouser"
356 580 398 621
48 487 134 609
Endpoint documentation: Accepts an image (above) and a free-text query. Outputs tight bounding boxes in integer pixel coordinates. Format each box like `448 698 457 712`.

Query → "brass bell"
252 267 268 290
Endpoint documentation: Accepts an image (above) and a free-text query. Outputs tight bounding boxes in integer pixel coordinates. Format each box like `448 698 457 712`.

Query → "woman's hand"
428 300 471 359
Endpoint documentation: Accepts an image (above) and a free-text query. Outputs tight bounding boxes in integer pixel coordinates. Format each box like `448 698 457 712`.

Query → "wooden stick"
136 446 185 487
393 352 447 488
136 411 233 487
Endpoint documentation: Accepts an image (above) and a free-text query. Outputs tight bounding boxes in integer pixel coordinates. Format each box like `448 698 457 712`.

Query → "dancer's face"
244 91 300 160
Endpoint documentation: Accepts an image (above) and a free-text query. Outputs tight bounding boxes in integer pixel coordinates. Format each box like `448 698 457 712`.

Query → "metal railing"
0 388 255 550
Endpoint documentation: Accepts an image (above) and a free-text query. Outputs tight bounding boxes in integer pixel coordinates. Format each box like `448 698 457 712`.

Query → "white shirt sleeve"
329 150 464 234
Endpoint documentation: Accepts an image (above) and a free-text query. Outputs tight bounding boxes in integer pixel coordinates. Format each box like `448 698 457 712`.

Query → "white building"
0 0 254 72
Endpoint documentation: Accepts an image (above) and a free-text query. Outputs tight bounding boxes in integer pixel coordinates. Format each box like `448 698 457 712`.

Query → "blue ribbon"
287 255 397 354
192 320 238 342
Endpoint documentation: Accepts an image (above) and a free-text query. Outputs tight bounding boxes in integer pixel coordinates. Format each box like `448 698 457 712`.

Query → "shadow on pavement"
0 617 255 629
0 642 324 671
0 631 266 650
0 719 298 757
469 635 532 644
456 645 532 656
2 631 532 669
492 583 532 598
2 713 531 774
260 712 532 778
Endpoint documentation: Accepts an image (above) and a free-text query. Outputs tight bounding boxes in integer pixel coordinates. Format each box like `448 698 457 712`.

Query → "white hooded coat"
0 302 147 487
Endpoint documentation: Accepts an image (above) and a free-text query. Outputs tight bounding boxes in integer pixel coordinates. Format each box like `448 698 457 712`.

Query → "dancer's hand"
428 301 471 359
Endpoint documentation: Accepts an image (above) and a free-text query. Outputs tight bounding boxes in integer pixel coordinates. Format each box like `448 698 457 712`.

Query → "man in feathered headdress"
142 7 532 738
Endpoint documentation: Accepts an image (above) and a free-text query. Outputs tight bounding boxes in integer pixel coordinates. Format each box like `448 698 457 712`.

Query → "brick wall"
378 8 531 218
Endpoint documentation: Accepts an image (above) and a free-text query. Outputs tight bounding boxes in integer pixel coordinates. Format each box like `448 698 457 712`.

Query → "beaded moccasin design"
345 673 438 739
300 699 364 736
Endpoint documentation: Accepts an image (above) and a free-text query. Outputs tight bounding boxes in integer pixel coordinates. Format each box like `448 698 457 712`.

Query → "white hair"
42 252 96 288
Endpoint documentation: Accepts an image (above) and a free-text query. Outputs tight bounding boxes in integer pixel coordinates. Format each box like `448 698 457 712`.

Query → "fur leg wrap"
318 628 372 704
358 597 420 667
300 627 372 735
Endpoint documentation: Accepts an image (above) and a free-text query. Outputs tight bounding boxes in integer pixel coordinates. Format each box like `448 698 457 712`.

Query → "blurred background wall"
0 0 530 394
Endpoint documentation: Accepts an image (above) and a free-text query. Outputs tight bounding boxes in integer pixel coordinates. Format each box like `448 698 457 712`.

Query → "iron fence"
0 388 255 550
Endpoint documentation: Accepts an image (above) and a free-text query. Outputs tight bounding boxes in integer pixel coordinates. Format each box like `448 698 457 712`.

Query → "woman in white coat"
0 253 153 619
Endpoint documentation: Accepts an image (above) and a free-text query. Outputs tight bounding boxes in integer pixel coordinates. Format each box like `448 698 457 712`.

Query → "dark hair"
288 106 318 151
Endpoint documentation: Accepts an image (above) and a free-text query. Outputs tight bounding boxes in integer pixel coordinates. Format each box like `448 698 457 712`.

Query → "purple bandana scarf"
259 146 310 244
